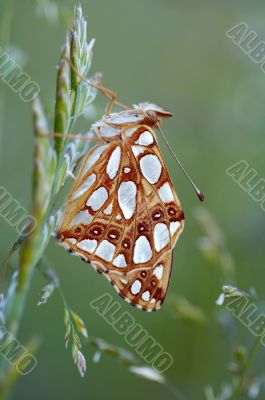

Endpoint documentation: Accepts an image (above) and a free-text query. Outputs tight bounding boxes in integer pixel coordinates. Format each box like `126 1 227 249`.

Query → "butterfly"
56 102 185 312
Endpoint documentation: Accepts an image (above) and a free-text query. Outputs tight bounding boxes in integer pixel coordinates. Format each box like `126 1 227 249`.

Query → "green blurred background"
1 0 265 399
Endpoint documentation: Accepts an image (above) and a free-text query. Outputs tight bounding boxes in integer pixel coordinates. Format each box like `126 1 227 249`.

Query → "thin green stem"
0 5 96 398
231 335 263 400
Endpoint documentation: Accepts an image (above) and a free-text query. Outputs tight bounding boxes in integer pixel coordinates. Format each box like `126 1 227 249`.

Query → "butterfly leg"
64 57 130 114
37 131 99 143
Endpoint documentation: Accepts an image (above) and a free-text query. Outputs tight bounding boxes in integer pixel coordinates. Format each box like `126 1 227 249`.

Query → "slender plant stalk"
0 6 98 398
231 335 262 400
0 337 40 399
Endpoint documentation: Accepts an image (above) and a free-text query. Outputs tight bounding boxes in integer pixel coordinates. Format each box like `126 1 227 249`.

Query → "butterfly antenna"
157 124 205 202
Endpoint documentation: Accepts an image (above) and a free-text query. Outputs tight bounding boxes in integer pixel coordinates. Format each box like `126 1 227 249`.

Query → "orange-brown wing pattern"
56 116 184 311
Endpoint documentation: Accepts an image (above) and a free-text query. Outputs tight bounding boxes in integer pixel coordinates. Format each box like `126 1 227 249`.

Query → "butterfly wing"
56 124 184 311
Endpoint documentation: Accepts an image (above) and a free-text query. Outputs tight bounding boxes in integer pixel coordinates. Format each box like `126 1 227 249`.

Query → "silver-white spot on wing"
142 291 150 301
95 240 115 262
132 145 145 158
118 181 137 220
124 167 131 174
154 223 170 252
139 154 162 184
106 146 121 179
93 122 120 138
133 236 152 264
67 238 77 244
86 187 108 211
136 131 154 146
113 254 127 268
170 221 181 236
125 127 138 137
77 239 97 253
158 182 174 203
71 210 93 226
153 265 164 280
103 203 113 215
72 174 96 200
83 145 109 175
131 280 142 295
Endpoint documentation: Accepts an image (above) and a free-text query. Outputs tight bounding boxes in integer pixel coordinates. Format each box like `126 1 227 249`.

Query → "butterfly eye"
146 110 157 123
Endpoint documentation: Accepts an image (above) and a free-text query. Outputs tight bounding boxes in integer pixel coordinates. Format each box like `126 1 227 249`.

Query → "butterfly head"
100 102 172 128
134 102 173 125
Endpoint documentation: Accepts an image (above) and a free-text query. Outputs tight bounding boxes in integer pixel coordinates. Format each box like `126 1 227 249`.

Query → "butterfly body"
56 103 184 311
